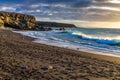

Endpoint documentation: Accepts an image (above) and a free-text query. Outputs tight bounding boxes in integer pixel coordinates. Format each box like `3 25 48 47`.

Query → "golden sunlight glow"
109 0 120 4
79 21 120 28
87 6 120 11
36 18 120 28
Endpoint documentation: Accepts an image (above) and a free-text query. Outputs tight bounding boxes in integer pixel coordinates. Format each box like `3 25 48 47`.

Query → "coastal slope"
0 30 120 80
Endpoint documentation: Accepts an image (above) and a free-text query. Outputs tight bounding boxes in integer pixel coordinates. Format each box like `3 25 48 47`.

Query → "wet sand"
0 29 120 80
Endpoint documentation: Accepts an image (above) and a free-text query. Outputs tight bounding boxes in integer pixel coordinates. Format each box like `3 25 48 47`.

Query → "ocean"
14 28 120 57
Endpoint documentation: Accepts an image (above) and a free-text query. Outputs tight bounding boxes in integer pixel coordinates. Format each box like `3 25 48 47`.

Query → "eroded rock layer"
0 12 36 30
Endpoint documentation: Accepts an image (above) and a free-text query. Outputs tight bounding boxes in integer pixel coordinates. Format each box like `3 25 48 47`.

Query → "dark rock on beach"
41 65 53 70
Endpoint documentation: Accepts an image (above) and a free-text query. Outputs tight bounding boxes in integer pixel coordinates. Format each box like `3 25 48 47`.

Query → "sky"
1 0 120 28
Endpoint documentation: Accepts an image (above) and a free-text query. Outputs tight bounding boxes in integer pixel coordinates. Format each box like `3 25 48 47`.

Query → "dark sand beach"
0 29 120 80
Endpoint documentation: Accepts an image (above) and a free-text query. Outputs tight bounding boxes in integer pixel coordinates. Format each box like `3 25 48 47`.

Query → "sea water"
14 28 120 57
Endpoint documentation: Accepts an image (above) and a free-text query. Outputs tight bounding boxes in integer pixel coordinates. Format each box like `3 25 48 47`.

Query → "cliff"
36 21 76 28
0 12 76 30
0 12 36 30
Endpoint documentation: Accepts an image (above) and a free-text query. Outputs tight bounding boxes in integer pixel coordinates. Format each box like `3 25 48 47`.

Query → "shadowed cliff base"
0 29 120 79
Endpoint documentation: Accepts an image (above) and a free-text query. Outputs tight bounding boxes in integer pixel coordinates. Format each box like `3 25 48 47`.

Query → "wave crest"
72 32 120 45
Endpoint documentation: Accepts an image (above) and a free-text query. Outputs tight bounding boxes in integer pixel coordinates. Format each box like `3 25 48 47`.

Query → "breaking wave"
72 32 120 45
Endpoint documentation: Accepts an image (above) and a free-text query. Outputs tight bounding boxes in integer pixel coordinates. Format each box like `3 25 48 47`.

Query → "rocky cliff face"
0 12 76 30
0 12 36 30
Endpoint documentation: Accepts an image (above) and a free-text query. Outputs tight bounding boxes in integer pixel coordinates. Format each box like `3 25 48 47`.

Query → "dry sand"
0 29 120 80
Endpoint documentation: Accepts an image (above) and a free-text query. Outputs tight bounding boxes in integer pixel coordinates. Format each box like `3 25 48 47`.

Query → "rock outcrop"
0 12 36 30
0 12 76 30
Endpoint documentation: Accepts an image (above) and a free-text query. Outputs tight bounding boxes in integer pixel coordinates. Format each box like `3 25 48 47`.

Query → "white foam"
72 31 120 40
34 39 120 57
13 31 120 58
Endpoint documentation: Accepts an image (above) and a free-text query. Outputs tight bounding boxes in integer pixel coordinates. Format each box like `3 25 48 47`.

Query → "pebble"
41 65 53 70
83 78 90 80
65 67 73 70
19 65 28 69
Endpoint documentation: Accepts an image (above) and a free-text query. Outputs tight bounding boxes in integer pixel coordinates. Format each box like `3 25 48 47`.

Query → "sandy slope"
0 29 120 80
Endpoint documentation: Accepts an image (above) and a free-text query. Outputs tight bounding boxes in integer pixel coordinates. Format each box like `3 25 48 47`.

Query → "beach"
0 29 120 80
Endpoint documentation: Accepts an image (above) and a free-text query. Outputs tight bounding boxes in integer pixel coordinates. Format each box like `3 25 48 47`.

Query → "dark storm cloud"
0 0 120 22
94 0 109 2
8 0 92 8
20 0 93 8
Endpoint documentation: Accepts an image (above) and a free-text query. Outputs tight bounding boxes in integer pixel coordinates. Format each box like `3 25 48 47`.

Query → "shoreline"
33 40 120 64
13 30 120 64
14 30 120 58
0 29 120 79
34 40 120 58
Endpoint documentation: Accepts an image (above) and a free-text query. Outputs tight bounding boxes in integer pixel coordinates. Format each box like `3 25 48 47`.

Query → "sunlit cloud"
36 18 120 28
87 6 120 11
30 4 40 8
0 0 120 28
108 0 120 4
0 7 16 11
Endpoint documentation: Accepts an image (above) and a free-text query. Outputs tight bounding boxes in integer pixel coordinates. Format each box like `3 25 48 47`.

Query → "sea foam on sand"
13 30 120 58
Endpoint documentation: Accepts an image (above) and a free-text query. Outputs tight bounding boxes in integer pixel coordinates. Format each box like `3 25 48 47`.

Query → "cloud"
86 6 120 11
108 0 120 4
94 0 120 4
0 0 120 24
0 7 16 11
72 0 92 8
5 0 93 8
